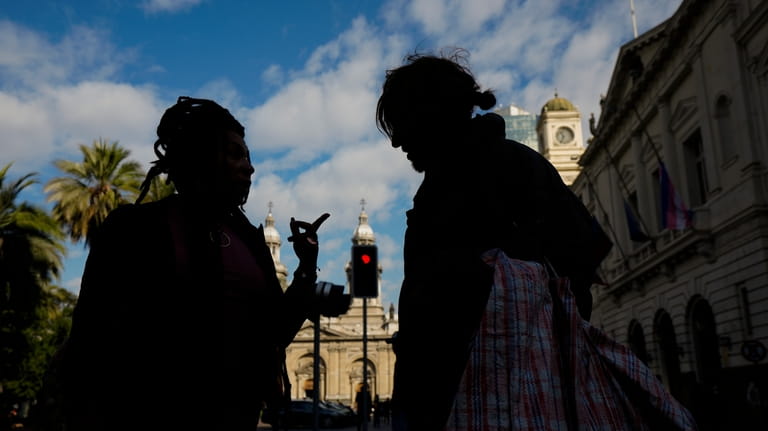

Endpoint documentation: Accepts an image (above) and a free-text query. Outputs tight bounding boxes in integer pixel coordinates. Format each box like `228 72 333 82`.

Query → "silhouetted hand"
288 213 330 273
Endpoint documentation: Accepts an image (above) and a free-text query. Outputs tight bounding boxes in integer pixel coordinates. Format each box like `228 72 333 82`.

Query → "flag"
659 162 693 230
623 200 650 241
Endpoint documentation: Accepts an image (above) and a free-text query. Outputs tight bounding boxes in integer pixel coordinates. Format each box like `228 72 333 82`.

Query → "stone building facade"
262 205 398 406
573 0 768 428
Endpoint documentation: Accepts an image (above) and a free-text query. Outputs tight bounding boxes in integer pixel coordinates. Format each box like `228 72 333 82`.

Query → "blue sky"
1 0 682 310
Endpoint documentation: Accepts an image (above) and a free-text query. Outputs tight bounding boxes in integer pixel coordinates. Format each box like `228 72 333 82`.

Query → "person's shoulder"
495 138 544 162
483 138 543 174
94 197 174 243
107 196 172 223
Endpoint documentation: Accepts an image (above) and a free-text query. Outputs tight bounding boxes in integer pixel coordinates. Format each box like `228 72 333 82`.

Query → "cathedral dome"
542 93 577 113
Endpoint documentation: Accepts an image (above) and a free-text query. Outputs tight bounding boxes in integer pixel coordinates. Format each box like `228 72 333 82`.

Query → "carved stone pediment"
294 324 349 339
669 97 698 131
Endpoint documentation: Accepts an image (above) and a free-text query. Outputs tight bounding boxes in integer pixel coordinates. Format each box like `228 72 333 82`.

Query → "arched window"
654 310 682 398
628 319 649 364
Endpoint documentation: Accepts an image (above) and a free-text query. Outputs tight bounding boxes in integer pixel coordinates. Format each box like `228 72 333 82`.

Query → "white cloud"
247 139 418 237
243 17 390 157
408 0 449 35
0 83 165 186
0 20 158 179
406 0 507 38
195 78 242 114
0 21 129 90
384 0 683 144
261 64 285 88
0 93 55 173
2 0 687 308
140 0 203 14
245 138 419 288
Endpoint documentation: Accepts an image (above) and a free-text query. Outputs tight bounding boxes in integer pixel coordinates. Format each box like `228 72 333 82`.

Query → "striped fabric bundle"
445 249 697 431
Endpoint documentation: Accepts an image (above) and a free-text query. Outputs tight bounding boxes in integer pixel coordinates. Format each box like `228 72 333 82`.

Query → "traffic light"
351 245 378 298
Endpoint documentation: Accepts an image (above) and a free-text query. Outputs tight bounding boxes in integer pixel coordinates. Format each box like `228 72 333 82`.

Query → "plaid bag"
445 249 697 431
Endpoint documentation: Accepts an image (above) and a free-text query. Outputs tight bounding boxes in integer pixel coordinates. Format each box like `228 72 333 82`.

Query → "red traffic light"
352 245 377 298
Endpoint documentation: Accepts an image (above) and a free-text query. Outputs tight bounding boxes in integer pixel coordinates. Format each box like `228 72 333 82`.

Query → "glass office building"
493 104 540 153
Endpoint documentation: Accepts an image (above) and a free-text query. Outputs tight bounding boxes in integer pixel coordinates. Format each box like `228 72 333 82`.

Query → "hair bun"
475 90 496 110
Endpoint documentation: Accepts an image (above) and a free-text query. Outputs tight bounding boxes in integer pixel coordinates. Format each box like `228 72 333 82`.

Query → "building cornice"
601 227 714 302
586 0 705 165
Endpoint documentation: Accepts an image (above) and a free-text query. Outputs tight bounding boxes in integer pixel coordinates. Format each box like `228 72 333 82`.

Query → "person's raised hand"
288 213 330 273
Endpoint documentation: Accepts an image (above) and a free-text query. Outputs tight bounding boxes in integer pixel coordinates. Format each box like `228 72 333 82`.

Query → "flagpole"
630 0 639 38
598 131 654 240
582 171 630 266
631 106 664 162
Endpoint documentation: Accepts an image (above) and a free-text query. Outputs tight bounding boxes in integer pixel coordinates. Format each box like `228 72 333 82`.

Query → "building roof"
542 93 577 113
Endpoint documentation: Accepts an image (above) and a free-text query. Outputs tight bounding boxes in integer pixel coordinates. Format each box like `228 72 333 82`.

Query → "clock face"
555 126 574 144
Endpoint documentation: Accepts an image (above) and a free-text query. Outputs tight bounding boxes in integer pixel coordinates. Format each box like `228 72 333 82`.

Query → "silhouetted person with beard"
376 51 610 431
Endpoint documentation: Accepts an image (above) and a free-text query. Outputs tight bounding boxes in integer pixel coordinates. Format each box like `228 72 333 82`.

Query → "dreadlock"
136 96 245 204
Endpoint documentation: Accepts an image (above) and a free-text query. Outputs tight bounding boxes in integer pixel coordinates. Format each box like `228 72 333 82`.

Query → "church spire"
352 198 376 246
263 201 288 289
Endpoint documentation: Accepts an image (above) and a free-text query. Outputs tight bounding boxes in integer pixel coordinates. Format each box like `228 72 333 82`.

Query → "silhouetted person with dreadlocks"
54 97 329 430
376 51 611 431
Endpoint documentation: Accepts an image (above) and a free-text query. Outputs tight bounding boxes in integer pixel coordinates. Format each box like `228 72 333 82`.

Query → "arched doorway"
654 310 682 398
686 296 724 430
628 319 649 365
295 354 326 399
348 358 376 404
688 296 721 387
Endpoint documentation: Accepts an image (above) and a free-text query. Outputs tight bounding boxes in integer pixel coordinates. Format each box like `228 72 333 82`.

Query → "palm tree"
0 163 66 406
44 138 143 245
143 174 176 203
0 163 66 315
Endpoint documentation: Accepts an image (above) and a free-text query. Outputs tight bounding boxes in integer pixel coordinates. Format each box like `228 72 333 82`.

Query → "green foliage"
2 286 75 401
44 138 143 246
0 163 69 413
0 138 157 413
144 173 176 203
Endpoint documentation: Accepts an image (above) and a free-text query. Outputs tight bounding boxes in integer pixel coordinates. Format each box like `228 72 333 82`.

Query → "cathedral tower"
263 202 289 290
536 93 585 185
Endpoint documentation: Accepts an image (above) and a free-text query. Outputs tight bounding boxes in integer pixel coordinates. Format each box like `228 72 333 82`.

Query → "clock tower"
536 93 584 186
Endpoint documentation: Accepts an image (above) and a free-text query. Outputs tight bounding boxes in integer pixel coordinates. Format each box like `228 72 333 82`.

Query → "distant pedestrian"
373 395 381 427
380 398 391 424
355 385 372 431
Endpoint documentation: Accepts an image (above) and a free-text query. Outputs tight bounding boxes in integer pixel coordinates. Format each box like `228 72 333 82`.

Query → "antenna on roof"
629 0 639 38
